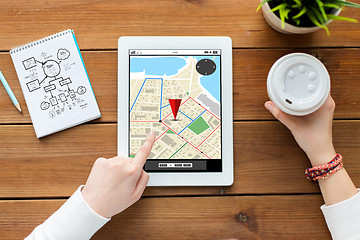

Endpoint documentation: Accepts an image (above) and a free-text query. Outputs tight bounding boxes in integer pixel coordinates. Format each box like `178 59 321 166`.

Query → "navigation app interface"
129 50 222 172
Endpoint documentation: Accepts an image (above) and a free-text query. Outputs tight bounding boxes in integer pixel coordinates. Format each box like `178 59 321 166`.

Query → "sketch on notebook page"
21 48 87 118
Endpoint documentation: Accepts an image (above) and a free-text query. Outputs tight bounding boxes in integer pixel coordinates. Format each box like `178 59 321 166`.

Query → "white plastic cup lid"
267 53 330 116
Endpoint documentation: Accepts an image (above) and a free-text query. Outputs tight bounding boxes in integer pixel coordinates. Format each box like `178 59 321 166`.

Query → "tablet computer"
118 37 233 186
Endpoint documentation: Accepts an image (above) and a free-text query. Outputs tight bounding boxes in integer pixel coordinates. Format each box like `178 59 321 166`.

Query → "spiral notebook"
10 29 101 138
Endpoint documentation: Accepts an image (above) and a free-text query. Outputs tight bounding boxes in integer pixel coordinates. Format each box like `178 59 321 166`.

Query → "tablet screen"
129 50 222 172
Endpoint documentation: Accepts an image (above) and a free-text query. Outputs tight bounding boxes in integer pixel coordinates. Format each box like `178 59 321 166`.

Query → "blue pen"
0 69 22 113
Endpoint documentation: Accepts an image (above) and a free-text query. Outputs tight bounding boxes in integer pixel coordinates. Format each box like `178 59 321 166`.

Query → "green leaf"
293 0 302 6
283 8 291 20
307 9 330 36
322 3 341 10
270 3 289 13
293 18 301 25
280 8 286 29
291 0 302 8
323 26 330 37
292 6 307 19
307 9 323 28
256 0 271 12
315 0 328 22
327 14 358 23
309 5 326 25
332 0 360 8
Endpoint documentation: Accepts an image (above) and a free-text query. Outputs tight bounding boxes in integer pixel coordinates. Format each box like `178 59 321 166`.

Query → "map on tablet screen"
129 49 222 171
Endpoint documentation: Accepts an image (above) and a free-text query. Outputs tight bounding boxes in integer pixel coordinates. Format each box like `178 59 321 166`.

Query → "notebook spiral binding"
10 29 72 55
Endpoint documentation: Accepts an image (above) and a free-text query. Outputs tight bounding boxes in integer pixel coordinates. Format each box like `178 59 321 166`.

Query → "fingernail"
265 102 272 111
148 131 156 138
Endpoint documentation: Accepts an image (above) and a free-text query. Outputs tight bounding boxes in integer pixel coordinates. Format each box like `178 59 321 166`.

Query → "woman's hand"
265 95 336 166
81 132 156 218
265 95 358 206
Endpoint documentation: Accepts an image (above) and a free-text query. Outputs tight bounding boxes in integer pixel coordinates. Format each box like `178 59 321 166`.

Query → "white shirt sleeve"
25 185 110 240
321 189 360 240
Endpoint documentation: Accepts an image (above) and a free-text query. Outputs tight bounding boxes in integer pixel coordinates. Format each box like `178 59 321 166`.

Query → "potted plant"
257 0 360 35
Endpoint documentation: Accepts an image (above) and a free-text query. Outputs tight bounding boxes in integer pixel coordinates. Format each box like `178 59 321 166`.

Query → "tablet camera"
196 59 216 76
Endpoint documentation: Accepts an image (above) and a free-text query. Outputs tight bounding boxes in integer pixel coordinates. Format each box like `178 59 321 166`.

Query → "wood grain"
1 48 360 123
1 0 359 237
0 121 359 198
0 195 331 240
0 0 360 50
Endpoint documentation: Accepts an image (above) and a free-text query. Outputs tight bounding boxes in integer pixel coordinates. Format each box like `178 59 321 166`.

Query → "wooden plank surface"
0 0 360 50
1 0 359 238
1 48 360 123
0 195 331 240
1 121 359 198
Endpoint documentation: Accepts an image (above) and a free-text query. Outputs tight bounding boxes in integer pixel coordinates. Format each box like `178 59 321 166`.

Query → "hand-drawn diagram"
22 48 88 118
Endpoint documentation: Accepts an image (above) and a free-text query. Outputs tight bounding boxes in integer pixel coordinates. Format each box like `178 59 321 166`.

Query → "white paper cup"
267 53 330 116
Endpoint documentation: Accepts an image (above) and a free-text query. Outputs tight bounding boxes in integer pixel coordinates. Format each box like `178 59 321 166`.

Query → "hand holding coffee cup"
265 53 335 166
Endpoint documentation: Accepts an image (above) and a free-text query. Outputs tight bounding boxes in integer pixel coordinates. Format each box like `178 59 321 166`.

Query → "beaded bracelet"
305 154 343 182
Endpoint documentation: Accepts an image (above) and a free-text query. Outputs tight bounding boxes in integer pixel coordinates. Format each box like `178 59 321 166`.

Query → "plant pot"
260 0 342 34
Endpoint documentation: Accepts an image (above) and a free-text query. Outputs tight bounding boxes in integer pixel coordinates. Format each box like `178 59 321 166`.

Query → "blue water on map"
130 55 221 102
193 56 221 102
130 57 186 76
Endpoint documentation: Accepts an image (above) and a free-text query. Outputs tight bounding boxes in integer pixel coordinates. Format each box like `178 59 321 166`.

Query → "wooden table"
1 1 360 239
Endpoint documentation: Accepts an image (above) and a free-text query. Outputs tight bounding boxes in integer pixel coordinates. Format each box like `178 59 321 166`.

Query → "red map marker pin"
169 99 182 119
